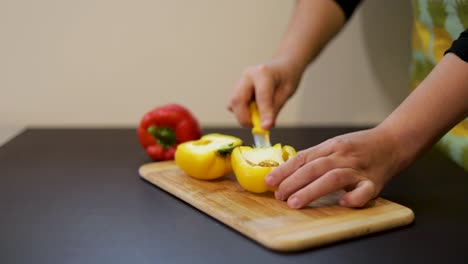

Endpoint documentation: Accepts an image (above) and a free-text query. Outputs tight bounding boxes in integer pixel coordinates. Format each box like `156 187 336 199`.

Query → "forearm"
274 0 348 73
379 53 468 168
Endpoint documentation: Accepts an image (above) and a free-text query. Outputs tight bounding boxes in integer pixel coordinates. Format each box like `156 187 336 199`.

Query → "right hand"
265 126 409 208
227 57 304 130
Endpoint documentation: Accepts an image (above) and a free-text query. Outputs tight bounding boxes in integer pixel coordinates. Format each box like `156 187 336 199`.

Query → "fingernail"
265 175 274 186
275 191 283 200
288 196 300 209
339 199 348 207
261 118 271 128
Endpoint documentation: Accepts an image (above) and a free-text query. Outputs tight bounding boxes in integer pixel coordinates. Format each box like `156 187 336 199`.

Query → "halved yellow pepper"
175 133 243 180
231 144 296 193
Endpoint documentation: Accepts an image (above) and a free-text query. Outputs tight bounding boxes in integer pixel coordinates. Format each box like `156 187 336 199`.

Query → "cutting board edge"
253 205 415 252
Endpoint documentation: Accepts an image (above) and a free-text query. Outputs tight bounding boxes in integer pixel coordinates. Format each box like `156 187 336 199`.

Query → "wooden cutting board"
139 161 414 252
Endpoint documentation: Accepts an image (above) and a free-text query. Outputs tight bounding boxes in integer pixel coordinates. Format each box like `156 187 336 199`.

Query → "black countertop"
1 127 467 264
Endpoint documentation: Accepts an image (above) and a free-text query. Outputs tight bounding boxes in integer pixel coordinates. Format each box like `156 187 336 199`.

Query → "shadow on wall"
360 0 413 106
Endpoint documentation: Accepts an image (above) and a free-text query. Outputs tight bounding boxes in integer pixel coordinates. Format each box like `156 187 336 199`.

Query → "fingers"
265 142 333 187
265 136 378 209
268 145 376 209
287 168 373 208
339 180 377 207
227 65 277 129
253 65 275 129
266 129 390 209
273 156 338 201
228 74 254 127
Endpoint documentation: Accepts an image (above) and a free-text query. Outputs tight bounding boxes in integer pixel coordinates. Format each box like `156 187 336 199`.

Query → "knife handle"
250 102 269 135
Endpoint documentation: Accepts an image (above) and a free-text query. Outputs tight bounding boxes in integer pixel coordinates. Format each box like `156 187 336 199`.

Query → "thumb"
339 180 377 208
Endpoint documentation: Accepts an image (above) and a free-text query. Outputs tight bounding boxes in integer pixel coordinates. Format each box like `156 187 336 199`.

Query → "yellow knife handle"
250 102 269 135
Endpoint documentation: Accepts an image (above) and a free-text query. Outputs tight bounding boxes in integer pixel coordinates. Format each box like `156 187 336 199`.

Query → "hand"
227 57 303 129
265 127 410 208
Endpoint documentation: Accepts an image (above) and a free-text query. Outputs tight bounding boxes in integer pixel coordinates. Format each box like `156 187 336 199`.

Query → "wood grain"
139 161 415 252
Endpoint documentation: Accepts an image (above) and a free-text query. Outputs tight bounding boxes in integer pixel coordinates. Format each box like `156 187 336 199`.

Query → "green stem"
147 125 176 148
217 143 235 157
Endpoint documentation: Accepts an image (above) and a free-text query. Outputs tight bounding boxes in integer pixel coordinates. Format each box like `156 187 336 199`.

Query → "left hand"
265 126 409 208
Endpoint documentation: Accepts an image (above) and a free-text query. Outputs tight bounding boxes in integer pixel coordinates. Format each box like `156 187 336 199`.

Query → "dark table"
1 127 467 264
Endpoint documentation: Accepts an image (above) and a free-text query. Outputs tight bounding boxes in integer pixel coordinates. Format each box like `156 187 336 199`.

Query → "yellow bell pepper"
231 144 296 193
175 133 243 180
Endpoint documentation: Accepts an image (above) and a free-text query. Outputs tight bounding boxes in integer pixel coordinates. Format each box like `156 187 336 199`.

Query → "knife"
250 101 271 148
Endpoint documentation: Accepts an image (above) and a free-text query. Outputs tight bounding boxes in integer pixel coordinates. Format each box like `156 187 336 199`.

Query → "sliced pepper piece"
175 133 243 180
231 144 296 193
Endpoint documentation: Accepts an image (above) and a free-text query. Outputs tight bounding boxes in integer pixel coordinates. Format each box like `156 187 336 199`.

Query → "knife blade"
250 101 271 148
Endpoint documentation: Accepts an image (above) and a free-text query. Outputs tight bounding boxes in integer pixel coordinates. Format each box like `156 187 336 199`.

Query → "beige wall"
0 0 412 128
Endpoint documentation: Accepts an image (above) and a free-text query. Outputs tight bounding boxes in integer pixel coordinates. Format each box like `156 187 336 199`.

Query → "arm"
228 0 360 129
383 30 468 169
381 53 468 169
273 0 349 74
266 41 468 208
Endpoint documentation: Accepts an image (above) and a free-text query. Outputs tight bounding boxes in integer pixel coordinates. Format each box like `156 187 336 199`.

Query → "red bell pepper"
138 103 201 161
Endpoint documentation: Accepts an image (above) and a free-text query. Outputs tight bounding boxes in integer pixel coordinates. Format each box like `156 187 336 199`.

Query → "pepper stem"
147 125 176 148
217 143 235 157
